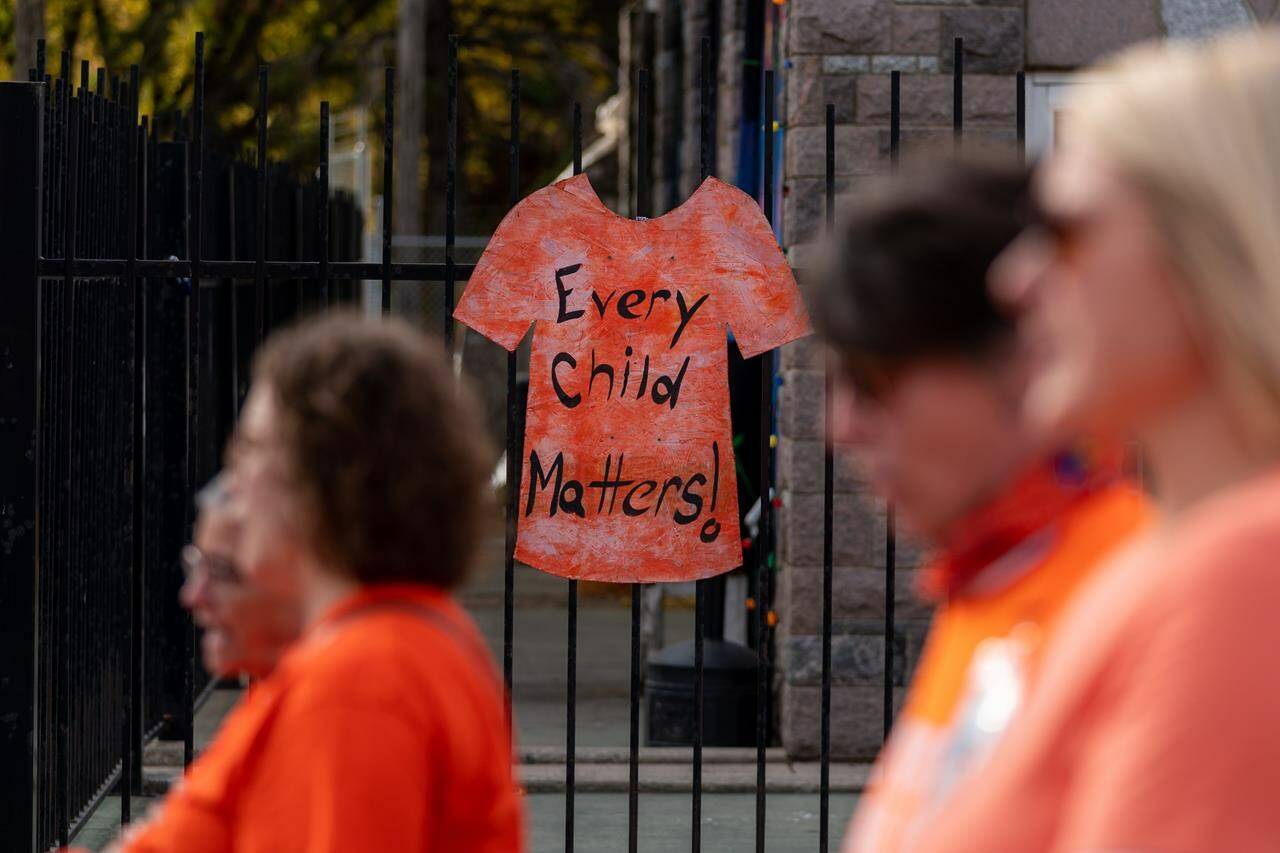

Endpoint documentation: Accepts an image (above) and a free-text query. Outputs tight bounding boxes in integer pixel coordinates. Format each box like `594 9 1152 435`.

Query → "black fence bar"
571 102 582 181
629 65 650 853
57 89 81 845
566 571 577 852
819 101 836 853
74 82 103 829
504 69 520 734
565 100 582 853
891 72 901 169
885 70 902 742
82 82 98 841
146 130 191 756
445 35 458 348
122 79 142 809
756 66 775 853
58 52 69 263
382 66 393 317
94 77 108 824
319 102 330 303
57 90 80 849
691 33 712 853
122 62 142 826
953 37 963 146
183 30 206 769
37 257 476 281
132 111 149 798
115 75 127 812
228 133 241 416
0 78 44 852
628 582 641 849
255 66 268 342
1016 70 1026 160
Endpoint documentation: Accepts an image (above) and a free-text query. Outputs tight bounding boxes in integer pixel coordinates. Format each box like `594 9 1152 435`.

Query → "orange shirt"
454 172 810 583
844 481 1152 852
913 468 1280 852
121 584 524 853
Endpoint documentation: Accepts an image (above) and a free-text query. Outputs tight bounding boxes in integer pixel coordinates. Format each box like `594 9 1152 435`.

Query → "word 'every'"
549 264 706 411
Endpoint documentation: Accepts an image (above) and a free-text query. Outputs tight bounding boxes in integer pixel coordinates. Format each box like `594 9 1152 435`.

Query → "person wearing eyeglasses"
820 157 1153 852
82 478 303 853
906 31 1280 852
112 313 524 853
179 474 301 679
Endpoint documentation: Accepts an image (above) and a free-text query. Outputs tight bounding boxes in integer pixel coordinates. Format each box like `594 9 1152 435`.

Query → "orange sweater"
121 584 525 853
914 468 1280 852
844 481 1152 852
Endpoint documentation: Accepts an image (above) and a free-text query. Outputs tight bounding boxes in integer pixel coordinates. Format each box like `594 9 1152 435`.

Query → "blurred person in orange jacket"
909 30 1280 852
816 157 1153 852
81 477 305 853
116 312 524 853
179 473 300 679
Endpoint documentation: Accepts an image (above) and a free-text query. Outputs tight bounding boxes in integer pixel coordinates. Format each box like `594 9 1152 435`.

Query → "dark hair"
252 312 495 589
817 157 1034 362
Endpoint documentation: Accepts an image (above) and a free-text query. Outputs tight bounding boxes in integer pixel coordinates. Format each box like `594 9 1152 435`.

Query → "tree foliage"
0 0 619 232
0 8 13 71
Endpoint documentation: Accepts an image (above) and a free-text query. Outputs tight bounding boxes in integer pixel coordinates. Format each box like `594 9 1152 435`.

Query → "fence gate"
0 21 1024 853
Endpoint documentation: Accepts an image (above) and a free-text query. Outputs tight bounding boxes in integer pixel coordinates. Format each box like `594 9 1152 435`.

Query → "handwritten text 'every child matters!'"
524 263 724 545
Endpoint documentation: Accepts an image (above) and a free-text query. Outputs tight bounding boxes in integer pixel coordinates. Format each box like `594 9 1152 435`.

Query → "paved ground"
527 792 858 851
76 546 867 850
78 796 158 850
80 792 859 852
463 537 691 750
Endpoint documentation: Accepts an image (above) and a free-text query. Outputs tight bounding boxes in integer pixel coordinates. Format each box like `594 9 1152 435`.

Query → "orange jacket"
844 468 1152 852
121 584 525 853
914 468 1280 852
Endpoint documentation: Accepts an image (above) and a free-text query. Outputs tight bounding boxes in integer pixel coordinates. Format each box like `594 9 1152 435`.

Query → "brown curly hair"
251 311 495 589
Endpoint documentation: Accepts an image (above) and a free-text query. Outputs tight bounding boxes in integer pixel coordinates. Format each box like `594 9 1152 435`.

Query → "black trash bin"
646 639 759 747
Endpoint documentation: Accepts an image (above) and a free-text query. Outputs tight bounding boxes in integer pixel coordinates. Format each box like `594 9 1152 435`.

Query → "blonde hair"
1067 29 1280 445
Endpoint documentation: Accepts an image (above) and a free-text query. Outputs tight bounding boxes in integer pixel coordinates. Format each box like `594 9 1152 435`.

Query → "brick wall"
776 0 1024 761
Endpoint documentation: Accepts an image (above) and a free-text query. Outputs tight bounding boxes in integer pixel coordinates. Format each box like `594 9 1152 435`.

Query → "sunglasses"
181 544 243 586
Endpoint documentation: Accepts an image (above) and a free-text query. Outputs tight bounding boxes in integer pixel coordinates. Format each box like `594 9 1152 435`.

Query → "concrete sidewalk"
75 688 239 851
528 792 858 851
473 554 867 849
520 749 868 794
77 546 868 850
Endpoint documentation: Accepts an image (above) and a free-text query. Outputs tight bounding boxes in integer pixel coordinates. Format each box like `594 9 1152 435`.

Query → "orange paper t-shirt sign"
455 174 810 582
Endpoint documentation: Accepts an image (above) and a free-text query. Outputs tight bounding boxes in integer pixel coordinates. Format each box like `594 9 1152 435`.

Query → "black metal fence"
0 24 1025 853
0 36 365 850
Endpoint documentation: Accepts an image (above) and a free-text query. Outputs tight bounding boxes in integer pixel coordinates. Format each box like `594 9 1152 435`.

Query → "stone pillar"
1027 0 1162 67
772 0 1256 762
775 0 1024 760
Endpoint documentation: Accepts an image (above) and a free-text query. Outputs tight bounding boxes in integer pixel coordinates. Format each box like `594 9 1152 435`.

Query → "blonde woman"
910 31 1280 851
